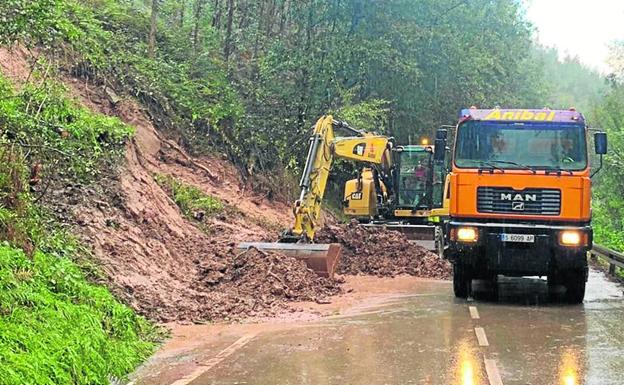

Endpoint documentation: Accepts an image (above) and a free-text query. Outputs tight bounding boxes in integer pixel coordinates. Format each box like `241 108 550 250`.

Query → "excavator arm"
286 115 392 242
238 115 392 278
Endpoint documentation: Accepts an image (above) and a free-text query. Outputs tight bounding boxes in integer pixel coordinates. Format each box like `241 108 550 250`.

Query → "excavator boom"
237 115 393 278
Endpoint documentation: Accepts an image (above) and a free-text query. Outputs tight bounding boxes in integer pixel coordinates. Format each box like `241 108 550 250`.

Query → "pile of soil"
316 221 452 279
194 246 340 320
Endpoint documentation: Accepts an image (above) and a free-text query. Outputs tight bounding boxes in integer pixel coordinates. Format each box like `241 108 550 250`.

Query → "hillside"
2 0 620 383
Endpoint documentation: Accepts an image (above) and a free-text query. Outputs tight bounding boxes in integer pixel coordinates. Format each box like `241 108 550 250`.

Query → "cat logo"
353 143 366 156
350 192 363 200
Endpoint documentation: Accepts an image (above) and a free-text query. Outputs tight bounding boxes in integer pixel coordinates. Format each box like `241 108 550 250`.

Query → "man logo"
512 201 525 211
500 193 537 202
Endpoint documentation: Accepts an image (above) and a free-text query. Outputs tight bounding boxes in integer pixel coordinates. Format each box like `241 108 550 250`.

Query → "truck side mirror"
436 128 448 140
434 138 446 162
595 132 607 155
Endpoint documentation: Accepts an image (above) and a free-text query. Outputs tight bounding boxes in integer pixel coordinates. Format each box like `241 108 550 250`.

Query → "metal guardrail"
590 244 624 276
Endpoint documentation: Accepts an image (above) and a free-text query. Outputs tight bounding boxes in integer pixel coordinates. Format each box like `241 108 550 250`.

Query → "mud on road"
132 268 624 385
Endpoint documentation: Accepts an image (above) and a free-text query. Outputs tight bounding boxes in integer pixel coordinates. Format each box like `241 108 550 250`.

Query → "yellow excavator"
344 141 449 254
238 115 449 278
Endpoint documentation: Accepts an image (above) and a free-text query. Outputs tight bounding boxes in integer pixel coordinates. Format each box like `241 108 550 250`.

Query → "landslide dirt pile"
195 247 340 320
0 51 319 322
66 97 334 322
316 222 452 279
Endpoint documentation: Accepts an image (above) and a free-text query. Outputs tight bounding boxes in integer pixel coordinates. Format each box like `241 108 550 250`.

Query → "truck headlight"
559 230 585 246
456 227 478 243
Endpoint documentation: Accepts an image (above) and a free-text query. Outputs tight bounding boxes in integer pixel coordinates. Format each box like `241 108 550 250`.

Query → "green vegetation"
0 245 155 384
538 47 608 112
0 0 575 179
0 66 155 383
592 44 624 251
0 75 133 180
154 174 224 220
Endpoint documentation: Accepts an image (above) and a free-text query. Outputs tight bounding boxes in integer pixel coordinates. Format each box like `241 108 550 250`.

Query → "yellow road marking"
474 327 489 347
484 358 504 385
469 306 480 319
170 332 258 385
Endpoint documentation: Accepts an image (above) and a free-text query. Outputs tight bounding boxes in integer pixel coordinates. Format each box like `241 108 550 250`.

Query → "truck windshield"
454 121 587 171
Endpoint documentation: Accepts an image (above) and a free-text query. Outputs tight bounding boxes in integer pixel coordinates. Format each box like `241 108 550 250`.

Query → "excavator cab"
395 145 437 211
343 134 450 254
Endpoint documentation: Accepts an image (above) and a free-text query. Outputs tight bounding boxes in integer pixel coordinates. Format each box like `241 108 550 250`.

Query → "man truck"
440 108 607 303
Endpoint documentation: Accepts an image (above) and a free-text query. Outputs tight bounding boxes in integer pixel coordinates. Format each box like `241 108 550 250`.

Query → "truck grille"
477 187 561 215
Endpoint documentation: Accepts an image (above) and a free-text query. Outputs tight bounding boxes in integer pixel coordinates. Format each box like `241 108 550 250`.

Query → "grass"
154 174 224 220
0 244 158 384
0 70 158 383
154 174 287 234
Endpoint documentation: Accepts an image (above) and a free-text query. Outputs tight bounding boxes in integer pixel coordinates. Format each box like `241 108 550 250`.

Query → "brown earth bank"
51 75 452 323
0 48 450 324
53 80 339 322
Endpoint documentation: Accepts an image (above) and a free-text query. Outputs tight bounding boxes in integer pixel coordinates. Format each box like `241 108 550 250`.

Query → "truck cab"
444 108 607 302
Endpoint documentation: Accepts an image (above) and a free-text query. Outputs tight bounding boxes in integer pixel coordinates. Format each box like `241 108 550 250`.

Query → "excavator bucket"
236 242 342 279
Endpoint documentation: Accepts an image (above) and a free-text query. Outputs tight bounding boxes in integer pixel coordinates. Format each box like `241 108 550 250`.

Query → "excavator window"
398 150 431 208
353 143 366 156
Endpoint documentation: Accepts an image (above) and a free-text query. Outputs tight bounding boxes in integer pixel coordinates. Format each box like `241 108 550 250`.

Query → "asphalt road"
135 268 624 385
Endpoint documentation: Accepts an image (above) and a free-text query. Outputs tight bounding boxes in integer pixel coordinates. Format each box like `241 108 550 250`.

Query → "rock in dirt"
315 222 452 279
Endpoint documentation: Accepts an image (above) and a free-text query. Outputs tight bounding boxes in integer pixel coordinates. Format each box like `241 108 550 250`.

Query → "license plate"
500 233 535 243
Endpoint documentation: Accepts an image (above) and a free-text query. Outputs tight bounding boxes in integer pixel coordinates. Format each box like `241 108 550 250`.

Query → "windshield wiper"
478 161 505 174
488 160 536 174
542 166 573 176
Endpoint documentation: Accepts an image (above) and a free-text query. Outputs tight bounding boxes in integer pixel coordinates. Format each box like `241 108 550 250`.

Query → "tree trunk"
148 0 159 58
179 2 185 27
193 0 207 51
223 0 235 63
212 0 222 28
279 0 289 35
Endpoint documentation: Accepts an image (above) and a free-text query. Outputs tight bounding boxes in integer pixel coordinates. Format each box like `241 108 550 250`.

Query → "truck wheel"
488 273 499 301
563 269 586 304
453 263 471 298
435 227 444 258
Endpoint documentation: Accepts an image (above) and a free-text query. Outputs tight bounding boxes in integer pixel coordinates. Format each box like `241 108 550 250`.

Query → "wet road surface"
135 268 624 385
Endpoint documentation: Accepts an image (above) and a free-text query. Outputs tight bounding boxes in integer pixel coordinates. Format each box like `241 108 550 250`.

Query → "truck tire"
487 273 499 301
563 269 586 304
453 263 471 298
435 227 444 258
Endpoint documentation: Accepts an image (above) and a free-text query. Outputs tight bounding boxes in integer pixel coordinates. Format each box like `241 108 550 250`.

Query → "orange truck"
438 108 608 302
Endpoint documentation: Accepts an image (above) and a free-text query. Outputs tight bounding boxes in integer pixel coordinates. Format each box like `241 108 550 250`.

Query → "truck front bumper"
444 221 592 277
